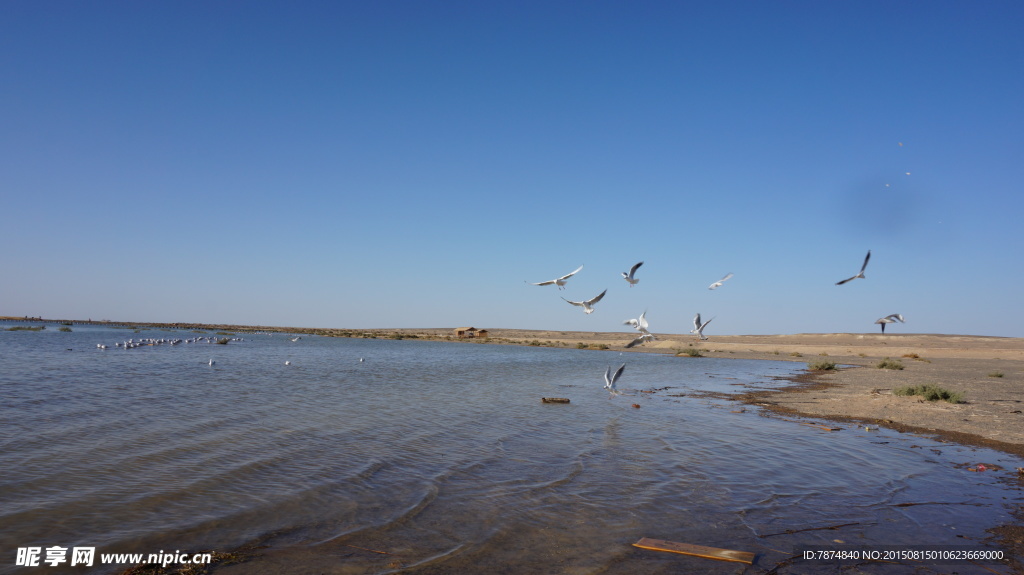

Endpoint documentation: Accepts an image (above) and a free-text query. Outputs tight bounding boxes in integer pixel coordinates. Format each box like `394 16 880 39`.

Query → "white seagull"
623 311 655 347
708 273 734 290
527 265 584 290
562 289 607 314
604 363 626 396
623 310 651 334
291 336 301 342
626 333 656 348
874 313 905 333
208 359 215 366
621 261 643 287
691 313 714 340
836 250 871 285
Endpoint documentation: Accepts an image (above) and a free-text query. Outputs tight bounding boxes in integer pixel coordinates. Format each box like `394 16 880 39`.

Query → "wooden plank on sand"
633 538 754 564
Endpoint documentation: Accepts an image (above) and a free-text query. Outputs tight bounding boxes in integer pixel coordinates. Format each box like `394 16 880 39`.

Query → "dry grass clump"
677 348 703 357
988 371 1004 378
808 360 837 371
789 351 803 358
876 357 904 370
893 384 964 404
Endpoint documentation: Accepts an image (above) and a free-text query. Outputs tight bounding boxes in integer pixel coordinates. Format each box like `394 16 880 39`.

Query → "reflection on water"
0 324 1020 574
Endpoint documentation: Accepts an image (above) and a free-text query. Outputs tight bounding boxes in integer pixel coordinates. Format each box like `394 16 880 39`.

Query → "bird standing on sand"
708 273 734 290
621 261 643 287
836 250 871 285
604 363 626 396
874 313 905 333
527 265 584 290
562 289 607 314
691 313 714 341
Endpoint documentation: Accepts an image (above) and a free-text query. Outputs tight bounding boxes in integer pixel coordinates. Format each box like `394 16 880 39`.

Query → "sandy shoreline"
478 329 1024 457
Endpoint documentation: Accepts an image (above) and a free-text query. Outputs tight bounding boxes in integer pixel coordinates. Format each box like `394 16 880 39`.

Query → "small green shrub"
58 326 72 332
789 351 803 358
876 358 904 370
893 384 964 404
808 360 837 371
988 371 1004 378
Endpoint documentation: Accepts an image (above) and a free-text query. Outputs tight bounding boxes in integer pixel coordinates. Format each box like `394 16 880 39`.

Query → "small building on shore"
454 327 488 338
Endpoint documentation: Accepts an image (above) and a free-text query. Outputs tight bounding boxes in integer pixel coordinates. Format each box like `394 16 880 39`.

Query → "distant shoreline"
5 317 1023 455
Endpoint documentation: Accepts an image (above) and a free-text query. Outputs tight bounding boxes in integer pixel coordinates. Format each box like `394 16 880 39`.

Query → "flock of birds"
529 250 904 397
527 261 735 350
96 335 245 350
92 332 368 367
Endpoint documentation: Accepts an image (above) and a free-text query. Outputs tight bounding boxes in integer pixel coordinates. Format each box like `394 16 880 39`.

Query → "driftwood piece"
633 537 755 564
541 397 570 403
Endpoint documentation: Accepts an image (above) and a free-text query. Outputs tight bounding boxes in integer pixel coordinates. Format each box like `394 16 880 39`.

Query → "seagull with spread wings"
691 313 715 341
621 261 643 287
604 363 626 396
708 272 734 290
562 289 607 314
623 310 656 347
874 313 905 333
836 250 871 285
526 265 584 290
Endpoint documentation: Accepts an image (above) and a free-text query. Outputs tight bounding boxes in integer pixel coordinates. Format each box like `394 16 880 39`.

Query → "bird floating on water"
604 363 626 396
621 261 643 287
874 313 905 333
836 250 871 285
527 265 584 290
285 361 291 366
708 272 734 290
691 313 714 341
208 359 215 366
562 289 607 314
291 337 301 342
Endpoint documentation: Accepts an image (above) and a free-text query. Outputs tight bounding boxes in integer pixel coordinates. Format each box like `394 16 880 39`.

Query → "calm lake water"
1 323 1021 574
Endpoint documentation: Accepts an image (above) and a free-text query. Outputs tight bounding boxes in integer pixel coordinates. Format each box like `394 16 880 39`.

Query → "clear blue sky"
2 1 1022 336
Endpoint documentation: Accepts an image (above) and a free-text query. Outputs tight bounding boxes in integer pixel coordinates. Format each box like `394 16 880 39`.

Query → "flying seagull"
874 313 905 333
708 272 734 290
623 310 651 334
623 310 655 347
836 250 871 285
621 261 643 287
626 333 656 348
527 265 584 290
691 313 714 341
604 363 626 396
562 289 607 314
